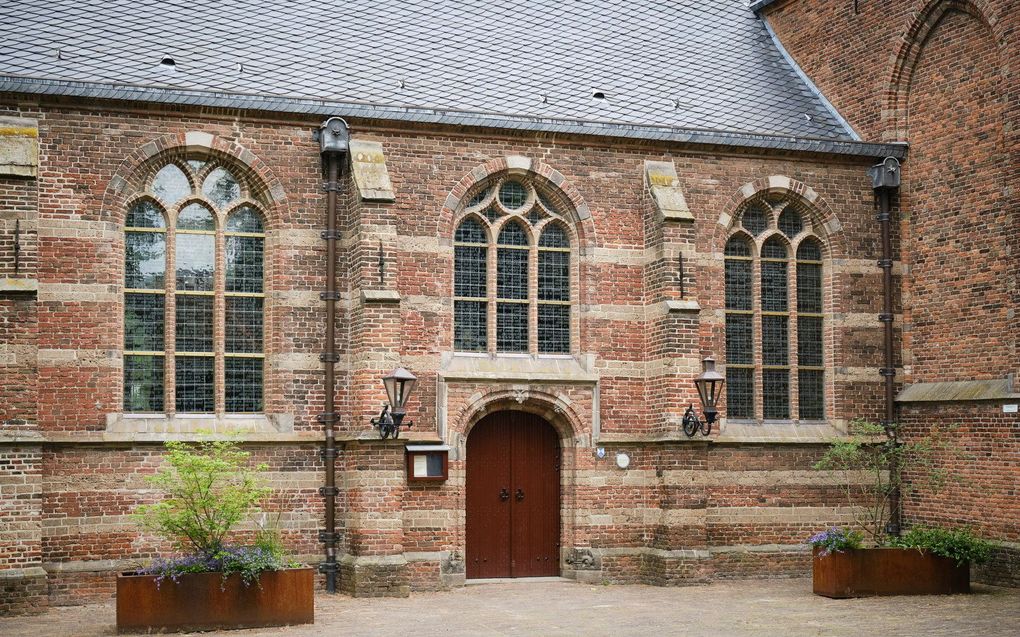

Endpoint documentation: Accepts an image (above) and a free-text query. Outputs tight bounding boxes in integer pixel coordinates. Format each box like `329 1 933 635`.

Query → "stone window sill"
716 419 844 443
440 352 597 384
105 412 295 439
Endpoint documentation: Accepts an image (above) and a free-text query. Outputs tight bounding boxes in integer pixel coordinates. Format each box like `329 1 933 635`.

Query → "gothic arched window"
123 158 266 414
454 177 573 354
723 201 825 421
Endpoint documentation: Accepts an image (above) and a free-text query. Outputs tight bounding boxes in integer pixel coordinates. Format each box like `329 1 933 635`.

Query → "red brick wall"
899 403 1020 586
0 94 896 603
763 0 1018 583
765 0 1016 381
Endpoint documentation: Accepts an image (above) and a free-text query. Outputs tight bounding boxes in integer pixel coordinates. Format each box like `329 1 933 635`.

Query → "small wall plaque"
405 444 450 482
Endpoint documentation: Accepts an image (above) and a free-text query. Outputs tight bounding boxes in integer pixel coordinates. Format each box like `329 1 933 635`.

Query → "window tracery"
123 158 266 414
724 199 825 421
454 177 573 354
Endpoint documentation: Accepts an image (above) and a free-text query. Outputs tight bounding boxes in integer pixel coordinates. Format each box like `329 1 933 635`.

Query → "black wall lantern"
371 367 417 439
683 357 725 437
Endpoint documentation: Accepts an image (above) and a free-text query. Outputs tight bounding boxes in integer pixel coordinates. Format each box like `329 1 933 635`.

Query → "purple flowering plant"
806 527 864 556
141 545 290 589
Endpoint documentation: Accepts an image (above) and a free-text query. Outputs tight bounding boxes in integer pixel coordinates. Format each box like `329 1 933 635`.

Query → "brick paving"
2 578 1019 637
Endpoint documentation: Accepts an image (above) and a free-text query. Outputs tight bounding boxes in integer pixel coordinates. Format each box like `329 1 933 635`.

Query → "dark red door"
466 411 560 578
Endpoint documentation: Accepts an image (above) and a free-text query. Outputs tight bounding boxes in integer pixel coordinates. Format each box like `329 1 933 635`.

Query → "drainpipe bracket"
318 561 339 573
320 352 340 363
316 412 340 423
318 486 340 497
320 447 339 460
321 230 341 240
319 291 341 301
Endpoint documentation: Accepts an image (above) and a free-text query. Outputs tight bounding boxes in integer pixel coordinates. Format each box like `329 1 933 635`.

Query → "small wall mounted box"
405 445 450 482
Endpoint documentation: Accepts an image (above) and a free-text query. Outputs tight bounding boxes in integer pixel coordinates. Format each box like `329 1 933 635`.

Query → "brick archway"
713 175 848 260
883 0 1005 142
438 156 597 250
100 131 289 227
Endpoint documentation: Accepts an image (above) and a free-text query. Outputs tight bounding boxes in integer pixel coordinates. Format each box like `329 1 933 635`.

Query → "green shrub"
891 526 993 566
813 420 964 544
134 438 270 556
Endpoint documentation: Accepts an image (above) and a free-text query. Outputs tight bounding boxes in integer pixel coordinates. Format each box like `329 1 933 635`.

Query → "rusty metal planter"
813 547 969 598
116 567 313 633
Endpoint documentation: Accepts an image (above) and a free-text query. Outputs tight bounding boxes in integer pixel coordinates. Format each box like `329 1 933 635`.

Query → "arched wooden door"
466 411 560 578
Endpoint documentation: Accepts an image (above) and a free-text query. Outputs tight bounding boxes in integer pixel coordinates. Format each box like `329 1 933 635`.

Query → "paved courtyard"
2 577 1018 637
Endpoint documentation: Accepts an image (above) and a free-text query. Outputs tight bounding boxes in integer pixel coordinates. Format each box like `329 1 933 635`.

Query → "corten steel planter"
116 567 314 633
812 547 969 598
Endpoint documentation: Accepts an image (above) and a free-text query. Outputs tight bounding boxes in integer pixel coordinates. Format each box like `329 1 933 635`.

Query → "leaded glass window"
454 177 574 354
537 224 570 353
761 236 790 420
797 238 824 420
742 205 768 236
224 207 265 412
175 202 215 412
497 221 529 352
724 236 754 419
122 158 267 414
124 200 166 412
723 199 826 422
454 217 488 351
779 208 803 238
499 180 528 210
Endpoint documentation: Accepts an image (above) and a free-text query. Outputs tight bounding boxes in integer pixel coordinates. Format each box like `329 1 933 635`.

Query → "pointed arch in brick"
100 131 289 226
439 156 596 249
884 0 1004 142
714 175 847 260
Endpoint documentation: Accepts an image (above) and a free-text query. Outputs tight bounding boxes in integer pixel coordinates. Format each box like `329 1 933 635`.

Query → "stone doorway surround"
439 352 600 584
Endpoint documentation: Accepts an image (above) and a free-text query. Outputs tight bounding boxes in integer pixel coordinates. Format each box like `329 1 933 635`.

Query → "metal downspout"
869 157 902 536
317 118 349 592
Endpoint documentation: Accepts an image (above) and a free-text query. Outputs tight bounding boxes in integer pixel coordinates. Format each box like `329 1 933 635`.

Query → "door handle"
499 488 510 502
515 488 525 501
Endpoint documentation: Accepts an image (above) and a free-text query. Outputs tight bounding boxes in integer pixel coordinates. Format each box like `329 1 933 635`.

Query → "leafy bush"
134 438 270 556
806 527 864 556
133 437 295 587
813 420 963 543
890 526 993 566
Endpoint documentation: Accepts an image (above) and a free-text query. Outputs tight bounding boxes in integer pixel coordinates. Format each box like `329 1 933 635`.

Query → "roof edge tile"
749 0 784 13
0 76 907 160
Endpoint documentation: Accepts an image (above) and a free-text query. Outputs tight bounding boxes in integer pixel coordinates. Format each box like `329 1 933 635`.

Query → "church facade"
0 0 1015 614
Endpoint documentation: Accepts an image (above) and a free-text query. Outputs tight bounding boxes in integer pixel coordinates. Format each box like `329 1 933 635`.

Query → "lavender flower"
806 527 864 556
138 544 286 590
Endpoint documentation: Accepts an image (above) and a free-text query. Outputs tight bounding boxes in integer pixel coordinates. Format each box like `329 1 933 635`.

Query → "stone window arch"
453 176 574 354
123 157 267 414
723 198 826 422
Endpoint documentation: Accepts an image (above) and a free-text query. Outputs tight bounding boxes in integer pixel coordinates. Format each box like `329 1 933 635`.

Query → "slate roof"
0 1 899 156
